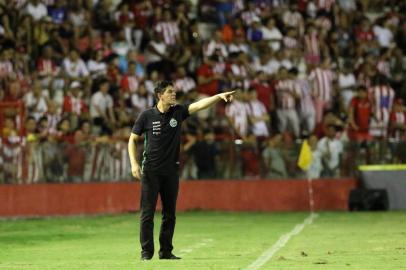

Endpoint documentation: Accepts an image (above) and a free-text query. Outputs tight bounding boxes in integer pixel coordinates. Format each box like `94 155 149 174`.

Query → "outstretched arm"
188 91 235 114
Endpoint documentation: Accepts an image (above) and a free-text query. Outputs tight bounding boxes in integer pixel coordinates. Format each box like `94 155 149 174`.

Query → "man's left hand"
218 91 236 102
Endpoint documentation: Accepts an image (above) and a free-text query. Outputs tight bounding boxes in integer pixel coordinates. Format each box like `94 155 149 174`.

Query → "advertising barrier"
0 179 357 217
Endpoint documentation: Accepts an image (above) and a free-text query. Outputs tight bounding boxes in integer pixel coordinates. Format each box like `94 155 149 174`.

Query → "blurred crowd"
0 0 406 183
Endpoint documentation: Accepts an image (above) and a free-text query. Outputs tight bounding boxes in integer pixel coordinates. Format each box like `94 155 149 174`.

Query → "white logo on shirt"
152 121 161 135
170 118 177 127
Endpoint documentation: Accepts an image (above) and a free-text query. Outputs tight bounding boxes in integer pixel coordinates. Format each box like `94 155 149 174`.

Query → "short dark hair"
373 74 388 86
154 80 173 100
358 86 367 92
326 125 337 131
289 67 298 75
98 77 110 86
26 116 36 122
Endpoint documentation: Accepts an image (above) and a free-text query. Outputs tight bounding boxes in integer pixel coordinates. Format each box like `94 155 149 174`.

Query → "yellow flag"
298 139 313 171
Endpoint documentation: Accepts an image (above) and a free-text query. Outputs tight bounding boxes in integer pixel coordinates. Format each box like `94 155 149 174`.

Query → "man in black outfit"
128 81 235 260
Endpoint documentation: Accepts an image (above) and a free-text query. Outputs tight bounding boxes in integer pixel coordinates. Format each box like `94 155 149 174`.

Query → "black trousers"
140 169 179 257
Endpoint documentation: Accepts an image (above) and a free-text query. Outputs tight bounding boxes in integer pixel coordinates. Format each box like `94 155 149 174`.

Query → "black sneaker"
141 252 153 261
159 253 181 260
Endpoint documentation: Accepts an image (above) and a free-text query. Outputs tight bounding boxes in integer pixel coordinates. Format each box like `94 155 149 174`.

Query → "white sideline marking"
244 213 318 270
178 238 214 256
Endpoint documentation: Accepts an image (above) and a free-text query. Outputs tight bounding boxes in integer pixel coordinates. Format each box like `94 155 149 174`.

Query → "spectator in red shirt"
1 117 18 138
389 98 406 141
3 79 23 103
240 134 260 179
62 81 89 129
92 0 116 32
348 86 372 141
251 71 273 112
130 0 153 51
65 121 93 183
354 17 379 55
105 54 122 87
36 46 60 83
120 61 141 99
56 118 74 144
115 3 135 46
389 98 406 162
355 17 375 42
196 56 221 97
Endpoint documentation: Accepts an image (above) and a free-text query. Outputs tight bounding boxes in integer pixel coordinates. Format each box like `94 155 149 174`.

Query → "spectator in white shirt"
240 1 260 26
274 68 301 138
261 18 283 51
246 88 270 137
262 134 288 179
253 49 280 75
338 0 357 13
131 84 152 116
225 90 250 139
228 35 250 54
307 0 318 18
90 78 116 135
295 75 316 135
282 4 304 35
338 61 357 109
317 125 343 177
373 18 394 48
25 0 47 22
112 29 131 57
68 4 89 42
63 49 90 87
277 49 294 71
306 135 323 179
145 33 172 77
87 49 107 79
204 30 228 58
24 80 48 121
174 66 197 94
155 9 180 46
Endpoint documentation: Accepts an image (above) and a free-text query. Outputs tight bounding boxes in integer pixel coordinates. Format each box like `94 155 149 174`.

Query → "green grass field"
1 211 405 270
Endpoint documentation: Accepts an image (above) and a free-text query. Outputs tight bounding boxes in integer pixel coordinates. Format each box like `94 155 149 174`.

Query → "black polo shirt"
131 104 190 172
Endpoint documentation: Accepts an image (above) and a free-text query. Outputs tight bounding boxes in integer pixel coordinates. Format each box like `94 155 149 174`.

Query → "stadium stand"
0 0 405 184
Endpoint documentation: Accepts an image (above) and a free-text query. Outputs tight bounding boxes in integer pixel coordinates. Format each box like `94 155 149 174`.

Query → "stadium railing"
0 135 404 184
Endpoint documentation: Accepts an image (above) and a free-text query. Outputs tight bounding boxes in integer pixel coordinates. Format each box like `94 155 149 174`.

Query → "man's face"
361 20 370 30
249 91 257 100
33 82 42 96
71 87 80 97
129 63 136 73
159 86 176 105
70 51 79 61
163 10 171 21
43 46 52 58
267 19 275 28
358 89 367 99
48 102 56 113
26 119 36 132
177 67 186 77
327 127 336 138
100 82 109 93
82 123 91 134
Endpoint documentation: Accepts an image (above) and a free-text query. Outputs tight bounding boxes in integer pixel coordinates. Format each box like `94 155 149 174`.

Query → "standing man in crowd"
128 81 235 260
